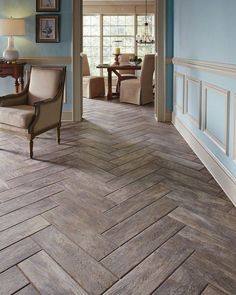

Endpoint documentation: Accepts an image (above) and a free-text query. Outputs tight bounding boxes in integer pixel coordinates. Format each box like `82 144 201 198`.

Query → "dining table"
96 63 141 100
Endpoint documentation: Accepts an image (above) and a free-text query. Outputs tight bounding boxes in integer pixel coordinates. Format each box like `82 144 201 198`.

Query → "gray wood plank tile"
19 251 88 295
0 238 40 273
103 197 177 246
14 285 40 295
42 206 117 260
101 216 184 278
0 216 49 251
32 226 117 295
103 235 194 295
152 264 207 295
106 172 164 204
0 267 28 295
201 285 228 295
0 198 57 232
105 183 170 223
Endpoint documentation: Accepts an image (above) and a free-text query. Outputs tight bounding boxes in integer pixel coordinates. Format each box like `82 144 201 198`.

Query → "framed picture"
36 15 60 43
36 0 60 12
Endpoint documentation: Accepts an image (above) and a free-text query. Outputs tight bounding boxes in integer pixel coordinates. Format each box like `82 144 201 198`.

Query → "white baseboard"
172 113 236 207
62 111 73 121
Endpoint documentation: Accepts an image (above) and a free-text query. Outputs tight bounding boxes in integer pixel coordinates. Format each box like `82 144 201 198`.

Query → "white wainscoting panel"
185 76 201 128
202 83 230 155
174 72 185 113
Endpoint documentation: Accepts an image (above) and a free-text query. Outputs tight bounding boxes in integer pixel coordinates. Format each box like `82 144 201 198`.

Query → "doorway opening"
72 0 166 122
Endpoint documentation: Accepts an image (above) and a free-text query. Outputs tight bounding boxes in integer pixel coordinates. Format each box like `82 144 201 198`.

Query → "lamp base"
3 36 19 62
3 48 19 62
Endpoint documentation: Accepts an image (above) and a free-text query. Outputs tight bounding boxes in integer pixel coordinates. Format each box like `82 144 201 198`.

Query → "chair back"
140 54 155 104
81 53 91 76
119 53 135 75
28 66 66 106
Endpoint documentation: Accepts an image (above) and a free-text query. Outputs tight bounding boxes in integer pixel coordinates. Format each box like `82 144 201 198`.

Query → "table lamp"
0 18 25 61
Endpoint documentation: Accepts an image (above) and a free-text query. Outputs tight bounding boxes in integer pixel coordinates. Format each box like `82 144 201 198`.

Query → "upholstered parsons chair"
0 66 66 159
82 53 105 99
120 54 155 105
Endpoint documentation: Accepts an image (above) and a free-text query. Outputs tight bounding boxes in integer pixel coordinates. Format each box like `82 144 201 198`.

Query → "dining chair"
120 54 155 105
116 53 137 93
82 53 105 99
0 66 66 158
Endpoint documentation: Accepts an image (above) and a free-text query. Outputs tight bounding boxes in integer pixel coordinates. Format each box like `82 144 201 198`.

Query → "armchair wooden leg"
29 139 34 159
57 126 61 144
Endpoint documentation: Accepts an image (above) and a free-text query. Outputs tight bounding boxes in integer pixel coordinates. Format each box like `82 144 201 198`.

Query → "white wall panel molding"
172 113 236 206
185 76 201 128
20 56 72 65
234 94 236 161
202 83 230 155
173 71 185 113
173 57 236 79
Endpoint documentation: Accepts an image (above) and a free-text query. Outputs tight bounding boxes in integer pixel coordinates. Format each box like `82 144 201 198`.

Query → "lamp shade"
0 18 25 36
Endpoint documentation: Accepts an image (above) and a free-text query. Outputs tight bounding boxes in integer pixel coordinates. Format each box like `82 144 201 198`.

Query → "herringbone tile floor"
0 98 235 294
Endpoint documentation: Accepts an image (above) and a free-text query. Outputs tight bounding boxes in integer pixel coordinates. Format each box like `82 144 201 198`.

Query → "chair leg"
29 139 34 159
57 126 61 144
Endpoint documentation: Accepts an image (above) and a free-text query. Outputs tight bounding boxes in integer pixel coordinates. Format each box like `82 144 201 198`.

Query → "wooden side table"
0 62 26 93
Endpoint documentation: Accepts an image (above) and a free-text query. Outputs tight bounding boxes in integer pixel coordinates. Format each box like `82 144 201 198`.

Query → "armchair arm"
29 91 63 135
0 91 28 107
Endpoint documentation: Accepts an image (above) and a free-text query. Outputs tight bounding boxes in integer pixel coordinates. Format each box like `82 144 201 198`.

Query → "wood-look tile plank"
105 183 170 222
152 263 207 295
101 216 184 278
103 197 177 246
166 190 233 213
169 207 236 248
0 184 63 217
19 251 88 295
0 172 67 204
32 226 117 295
106 172 164 204
0 238 40 273
14 285 40 295
182 252 236 295
50 193 116 233
42 206 117 260
107 163 159 190
103 235 194 295
109 154 155 176
0 198 57 232
201 285 228 295
0 216 49 251
157 168 221 194
152 150 204 170
0 266 29 295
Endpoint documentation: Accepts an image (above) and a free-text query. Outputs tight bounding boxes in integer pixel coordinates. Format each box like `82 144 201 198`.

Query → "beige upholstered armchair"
0 66 66 158
82 53 105 99
120 54 155 105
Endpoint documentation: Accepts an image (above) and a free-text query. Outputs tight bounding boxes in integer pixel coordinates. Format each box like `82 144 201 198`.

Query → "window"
103 16 135 65
83 14 155 75
83 15 100 75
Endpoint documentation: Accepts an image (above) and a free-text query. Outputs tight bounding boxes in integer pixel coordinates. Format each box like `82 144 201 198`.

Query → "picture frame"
36 0 60 12
36 15 60 43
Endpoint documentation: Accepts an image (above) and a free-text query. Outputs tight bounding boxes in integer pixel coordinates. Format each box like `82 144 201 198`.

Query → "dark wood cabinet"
0 62 25 93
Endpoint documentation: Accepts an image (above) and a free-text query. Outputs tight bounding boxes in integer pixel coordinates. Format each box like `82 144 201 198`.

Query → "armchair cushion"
28 67 62 106
0 105 35 129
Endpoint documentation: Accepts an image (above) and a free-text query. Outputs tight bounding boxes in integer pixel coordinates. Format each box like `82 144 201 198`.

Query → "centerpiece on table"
129 55 142 66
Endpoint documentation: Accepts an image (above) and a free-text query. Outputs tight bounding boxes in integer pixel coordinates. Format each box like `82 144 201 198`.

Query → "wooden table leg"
20 76 24 92
15 78 19 94
107 68 112 100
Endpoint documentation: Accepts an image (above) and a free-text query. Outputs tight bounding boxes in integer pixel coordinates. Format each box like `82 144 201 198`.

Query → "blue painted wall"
174 0 236 177
0 0 72 111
